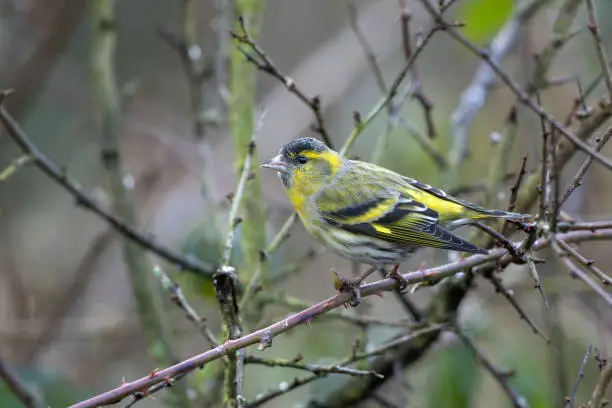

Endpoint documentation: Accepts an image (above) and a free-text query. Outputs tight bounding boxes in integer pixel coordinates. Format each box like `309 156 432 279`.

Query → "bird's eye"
297 156 308 164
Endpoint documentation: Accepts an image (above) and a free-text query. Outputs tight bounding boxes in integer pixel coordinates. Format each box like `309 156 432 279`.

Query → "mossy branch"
90 1 188 407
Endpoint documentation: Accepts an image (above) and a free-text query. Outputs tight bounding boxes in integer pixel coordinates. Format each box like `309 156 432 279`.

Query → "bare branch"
565 345 592 408
584 0 612 100
152 265 220 350
453 328 528 408
0 352 42 408
420 0 612 173
586 356 612 408
232 17 333 148
0 104 216 276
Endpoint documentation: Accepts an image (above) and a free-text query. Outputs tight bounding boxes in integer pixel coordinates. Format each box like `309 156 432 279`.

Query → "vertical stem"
89 2 188 407
230 2 268 287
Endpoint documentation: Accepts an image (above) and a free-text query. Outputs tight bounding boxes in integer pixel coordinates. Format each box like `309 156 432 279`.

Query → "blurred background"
1 0 612 406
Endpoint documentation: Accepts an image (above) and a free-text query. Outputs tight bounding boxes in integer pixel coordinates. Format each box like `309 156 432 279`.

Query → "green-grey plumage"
261 137 531 266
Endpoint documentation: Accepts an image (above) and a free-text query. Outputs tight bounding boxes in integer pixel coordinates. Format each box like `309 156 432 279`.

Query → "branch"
453 328 528 408
68 228 612 408
247 325 444 408
444 0 550 186
245 355 383 378
90 2 188 407
0 352 41 408
420 0 612 173
586 358 612 408
152 265 220 349
584 0 612 100
215 110 266 406
232 16 333 148
0 104 216 276
560 124 612 206
565 345 591 408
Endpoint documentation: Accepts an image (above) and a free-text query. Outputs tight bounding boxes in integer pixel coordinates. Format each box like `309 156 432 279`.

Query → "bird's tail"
470 209 531 220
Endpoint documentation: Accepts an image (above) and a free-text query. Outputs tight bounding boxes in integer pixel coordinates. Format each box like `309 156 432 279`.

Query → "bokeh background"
1 0 612 406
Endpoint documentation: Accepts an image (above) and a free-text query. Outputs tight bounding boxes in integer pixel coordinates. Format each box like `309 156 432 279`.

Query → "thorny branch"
69 227 612 408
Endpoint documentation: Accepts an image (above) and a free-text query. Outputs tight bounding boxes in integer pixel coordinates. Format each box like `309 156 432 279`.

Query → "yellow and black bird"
261 137 529 290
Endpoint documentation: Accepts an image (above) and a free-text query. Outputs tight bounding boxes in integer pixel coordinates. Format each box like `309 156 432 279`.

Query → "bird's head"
261 137 342 196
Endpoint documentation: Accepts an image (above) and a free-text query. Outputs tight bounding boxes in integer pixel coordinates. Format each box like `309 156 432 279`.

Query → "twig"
340 23 441 155
444 0 550 186
537 92 550 223
526 255 550 310
453 328 528 408
566 345 592 408
230 12 270 298
0 351 41 408
485 107 519 209
245 355 383 378
0 105 216 276
345 5 444 164
529 0 582 94
239 213 299 310
221 111 266 268
555 239 612 287
152 265 220 349
232 17 333 148
486 273 549 343
586 357 612 408
585 0 612 101
215 110 266 407
398 116 447 168
560 221 612 231
550 127 560 232
346 2 387 93
398 0 437 139
69 228 612 408
246 325 444 408
560 124 612 206
553 242 612 308
420 0 612 173
378 268 424 322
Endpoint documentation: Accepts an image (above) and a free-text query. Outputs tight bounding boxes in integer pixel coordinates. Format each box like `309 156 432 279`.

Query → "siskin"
261 137 530 296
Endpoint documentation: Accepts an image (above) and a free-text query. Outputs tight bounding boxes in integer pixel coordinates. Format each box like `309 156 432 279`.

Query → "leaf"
457 0 513 43
426 343 481 408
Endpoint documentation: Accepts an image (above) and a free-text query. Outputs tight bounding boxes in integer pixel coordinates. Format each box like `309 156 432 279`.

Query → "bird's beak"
261 155 288 173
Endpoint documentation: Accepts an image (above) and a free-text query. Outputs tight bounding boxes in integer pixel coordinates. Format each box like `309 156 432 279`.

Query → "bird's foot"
331 265 377 307
330 268 366 307
388 263 409 293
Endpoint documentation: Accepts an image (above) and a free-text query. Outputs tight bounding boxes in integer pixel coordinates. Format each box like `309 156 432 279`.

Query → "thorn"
148 369 159 379
375 290 384 298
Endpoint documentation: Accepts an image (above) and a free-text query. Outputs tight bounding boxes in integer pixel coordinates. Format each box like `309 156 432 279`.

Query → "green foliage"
426 343 481 408
502 342 555 408
457 0 513 43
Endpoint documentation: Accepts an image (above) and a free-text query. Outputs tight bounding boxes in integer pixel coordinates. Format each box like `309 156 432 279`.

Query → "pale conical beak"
261 155 288 173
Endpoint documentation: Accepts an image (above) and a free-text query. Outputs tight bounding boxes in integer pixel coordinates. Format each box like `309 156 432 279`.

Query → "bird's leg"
387 263 409 292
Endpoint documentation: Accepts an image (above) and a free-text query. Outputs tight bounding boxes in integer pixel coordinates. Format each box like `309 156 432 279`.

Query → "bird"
261 137 530 300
